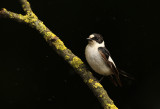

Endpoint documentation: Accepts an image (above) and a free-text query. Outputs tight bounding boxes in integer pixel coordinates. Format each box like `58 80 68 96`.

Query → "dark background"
0 0 159 109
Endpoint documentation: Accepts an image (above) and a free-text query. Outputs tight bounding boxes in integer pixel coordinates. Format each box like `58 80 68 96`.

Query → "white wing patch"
108 56 116 67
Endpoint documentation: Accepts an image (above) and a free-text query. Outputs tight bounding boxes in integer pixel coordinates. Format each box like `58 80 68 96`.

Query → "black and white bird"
85 33 122 86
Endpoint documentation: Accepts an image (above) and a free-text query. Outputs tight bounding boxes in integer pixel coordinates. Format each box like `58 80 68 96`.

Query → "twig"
0 0 118 109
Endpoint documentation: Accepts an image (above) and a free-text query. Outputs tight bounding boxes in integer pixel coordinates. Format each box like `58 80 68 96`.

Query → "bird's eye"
92 37 98 41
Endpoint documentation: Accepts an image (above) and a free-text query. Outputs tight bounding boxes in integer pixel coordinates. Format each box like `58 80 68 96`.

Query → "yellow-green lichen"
29 16 37 22
27 1 30 5
17 13 38 25
35 21 46 33
18 14 24 20
99 92 106 98
99 94 103 98
65 55 70 60
53 39 67 50
107 104 118 109
23 16 30 23
22 4 25 8
9 14 14 19
70 57 83 68
78 68 82 72
2 8 7 11
44 32 56 41
93 82 103 88
45 32 56 37
22 4 27 12
88 79 94 83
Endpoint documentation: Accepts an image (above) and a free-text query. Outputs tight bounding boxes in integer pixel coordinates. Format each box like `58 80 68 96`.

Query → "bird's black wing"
98 47 110 60
98 47 122 86
107 61 122 86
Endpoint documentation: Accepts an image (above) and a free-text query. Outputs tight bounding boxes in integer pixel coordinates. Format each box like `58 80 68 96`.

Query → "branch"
0 0 118 109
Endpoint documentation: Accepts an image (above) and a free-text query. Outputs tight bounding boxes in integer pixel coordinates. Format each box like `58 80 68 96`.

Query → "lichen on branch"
0 0 118 109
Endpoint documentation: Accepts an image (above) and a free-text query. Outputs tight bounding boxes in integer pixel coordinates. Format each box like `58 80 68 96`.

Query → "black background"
0 0 159 109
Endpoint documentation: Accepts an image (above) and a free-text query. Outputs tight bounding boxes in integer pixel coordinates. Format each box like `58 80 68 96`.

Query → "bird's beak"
86 38 92 41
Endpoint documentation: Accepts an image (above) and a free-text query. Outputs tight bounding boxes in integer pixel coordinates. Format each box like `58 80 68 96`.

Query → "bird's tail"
108 75 122 87
118 68 135 80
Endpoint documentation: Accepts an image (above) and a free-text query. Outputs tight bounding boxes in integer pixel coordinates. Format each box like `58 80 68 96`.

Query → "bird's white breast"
85 45 112 76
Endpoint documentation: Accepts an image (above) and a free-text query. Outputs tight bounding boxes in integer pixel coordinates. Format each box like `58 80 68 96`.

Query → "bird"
85 33 122 86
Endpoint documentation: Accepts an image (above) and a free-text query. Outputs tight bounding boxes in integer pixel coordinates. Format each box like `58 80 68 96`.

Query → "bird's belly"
85 47 112 76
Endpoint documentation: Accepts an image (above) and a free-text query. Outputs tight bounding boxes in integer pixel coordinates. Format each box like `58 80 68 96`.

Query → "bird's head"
87 33 104 47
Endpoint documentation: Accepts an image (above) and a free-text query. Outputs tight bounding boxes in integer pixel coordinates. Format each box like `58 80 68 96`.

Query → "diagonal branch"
0 0 118 109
